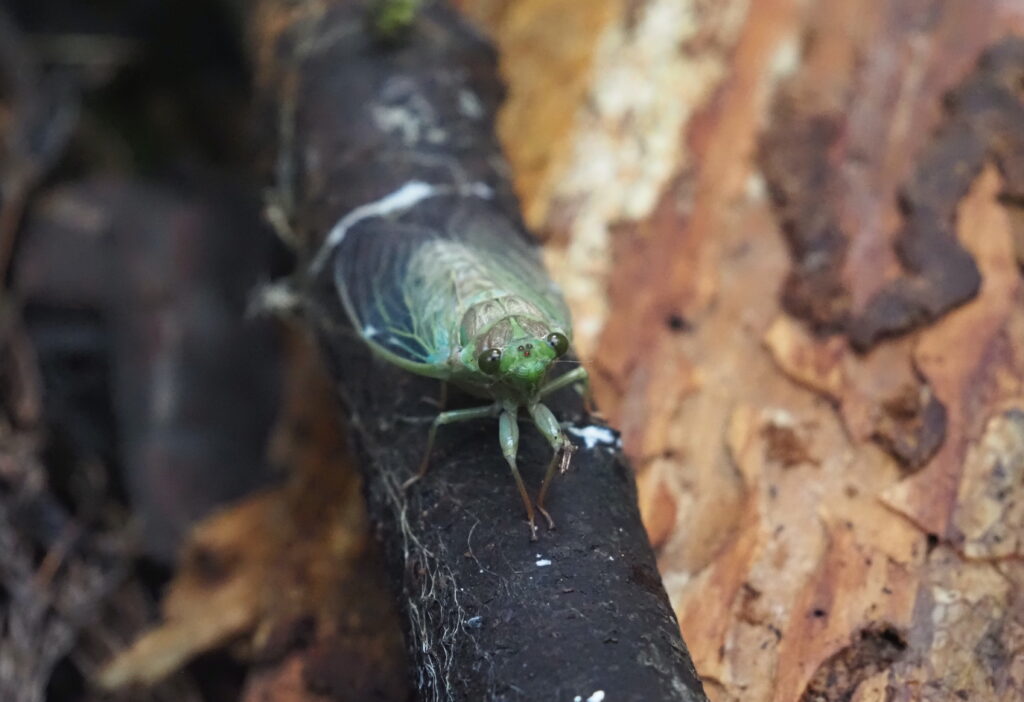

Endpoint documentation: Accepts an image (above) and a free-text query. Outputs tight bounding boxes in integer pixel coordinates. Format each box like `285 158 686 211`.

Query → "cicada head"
476 331 570 398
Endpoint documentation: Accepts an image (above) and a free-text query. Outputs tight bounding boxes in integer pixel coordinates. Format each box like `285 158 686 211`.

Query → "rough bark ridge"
457 1 1024 700
249 2 706 701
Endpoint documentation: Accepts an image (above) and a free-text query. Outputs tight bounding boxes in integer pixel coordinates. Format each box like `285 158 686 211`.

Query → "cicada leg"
528 403 575 531
538 365 589 398
539 365 600 416
499 408 539 541
403 403 498 489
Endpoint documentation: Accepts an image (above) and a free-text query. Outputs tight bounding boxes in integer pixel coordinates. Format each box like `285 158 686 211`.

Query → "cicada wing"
332 218 456 378
331 194 574 378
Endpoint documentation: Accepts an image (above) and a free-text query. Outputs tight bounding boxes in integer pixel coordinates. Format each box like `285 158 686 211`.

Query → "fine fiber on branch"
250 1 708 699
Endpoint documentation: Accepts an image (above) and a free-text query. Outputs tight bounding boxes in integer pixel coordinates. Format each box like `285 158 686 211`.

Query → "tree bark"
454 1 1024 700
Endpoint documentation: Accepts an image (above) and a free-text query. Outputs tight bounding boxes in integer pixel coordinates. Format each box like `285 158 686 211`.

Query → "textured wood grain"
463 0 1024 699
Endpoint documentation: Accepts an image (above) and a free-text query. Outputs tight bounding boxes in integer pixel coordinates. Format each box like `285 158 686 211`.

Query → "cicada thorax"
459 296 552 349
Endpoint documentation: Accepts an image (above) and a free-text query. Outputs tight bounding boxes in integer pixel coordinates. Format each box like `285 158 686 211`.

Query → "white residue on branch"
310 179 492 273
565 423 621 450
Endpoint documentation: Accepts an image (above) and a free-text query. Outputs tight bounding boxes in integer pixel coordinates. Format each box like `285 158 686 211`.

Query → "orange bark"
462 1 1024 699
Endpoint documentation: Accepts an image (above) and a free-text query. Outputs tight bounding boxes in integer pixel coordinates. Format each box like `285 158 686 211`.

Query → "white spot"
458 89 484 119
587 692 605 702
575 697 582 702
763 407 797 427
536 559 552 567
566 424 621 450
363 324 379 338
372 102 427 145
744 171 767 203
249 281 301 316
768 33 801 82
371 77 440 146
310 180 492 273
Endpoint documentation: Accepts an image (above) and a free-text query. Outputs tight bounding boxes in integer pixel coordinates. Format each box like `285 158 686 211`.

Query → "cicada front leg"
528 402 575 532
499 408 540 541
538 365 588 399
539 365 600 417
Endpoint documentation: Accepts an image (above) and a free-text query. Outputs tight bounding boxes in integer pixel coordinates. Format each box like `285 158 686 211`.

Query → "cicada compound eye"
478 348 502 375
545 331 569 357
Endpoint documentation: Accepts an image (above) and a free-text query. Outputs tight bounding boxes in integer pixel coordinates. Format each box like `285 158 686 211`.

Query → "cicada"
323 182 589 540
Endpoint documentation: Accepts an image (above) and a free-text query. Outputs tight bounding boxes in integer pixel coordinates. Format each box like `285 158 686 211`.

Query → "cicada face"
476 331 570 399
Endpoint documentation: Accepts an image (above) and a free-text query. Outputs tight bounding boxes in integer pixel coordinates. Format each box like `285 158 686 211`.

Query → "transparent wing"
332 219 453 377
331 195 572 378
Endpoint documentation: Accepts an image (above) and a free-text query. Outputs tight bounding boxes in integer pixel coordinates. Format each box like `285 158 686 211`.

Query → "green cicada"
320 181 589 540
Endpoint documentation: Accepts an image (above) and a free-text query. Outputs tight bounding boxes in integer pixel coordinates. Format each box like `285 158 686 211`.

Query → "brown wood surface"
456 1 1024 700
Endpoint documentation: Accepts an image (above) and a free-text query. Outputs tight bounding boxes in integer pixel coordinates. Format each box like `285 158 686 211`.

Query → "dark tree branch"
250 1 708 700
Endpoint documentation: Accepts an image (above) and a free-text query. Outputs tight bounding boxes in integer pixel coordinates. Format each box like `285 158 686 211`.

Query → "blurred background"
2 0 1024 701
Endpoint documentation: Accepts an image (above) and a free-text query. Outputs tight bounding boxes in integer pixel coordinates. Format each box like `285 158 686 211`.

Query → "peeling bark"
462 1 1024 701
